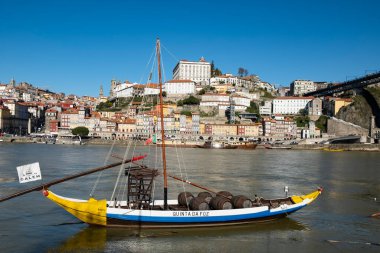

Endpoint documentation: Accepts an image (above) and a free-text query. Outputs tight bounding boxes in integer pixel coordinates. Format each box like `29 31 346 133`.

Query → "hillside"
336 86 380 128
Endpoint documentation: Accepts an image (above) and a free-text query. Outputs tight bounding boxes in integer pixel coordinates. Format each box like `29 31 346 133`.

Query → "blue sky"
1 0 379 97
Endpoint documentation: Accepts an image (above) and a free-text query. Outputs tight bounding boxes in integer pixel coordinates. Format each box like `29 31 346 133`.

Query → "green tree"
96 101 113 111
238 67 249 77
72 126 89 137
316 115 328 132
246 101 259 114
180 110 192 116
294 116 310 127
182 95 200 105
298 109 308 116
211 60 223 77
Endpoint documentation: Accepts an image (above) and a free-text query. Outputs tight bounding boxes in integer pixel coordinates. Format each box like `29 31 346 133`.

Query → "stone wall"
327 117 368 136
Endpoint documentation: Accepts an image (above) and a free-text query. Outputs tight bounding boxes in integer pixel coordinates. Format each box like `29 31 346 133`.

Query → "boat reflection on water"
51 226 106 252
53 218 307 251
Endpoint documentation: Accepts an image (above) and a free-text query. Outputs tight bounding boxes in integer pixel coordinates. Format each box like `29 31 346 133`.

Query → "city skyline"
1 0 379 97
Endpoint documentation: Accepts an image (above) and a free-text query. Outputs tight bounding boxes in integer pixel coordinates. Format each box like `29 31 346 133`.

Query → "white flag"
16 162 42 183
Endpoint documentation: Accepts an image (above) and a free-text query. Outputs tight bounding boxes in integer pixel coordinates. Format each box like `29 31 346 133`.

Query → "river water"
0 143 379 253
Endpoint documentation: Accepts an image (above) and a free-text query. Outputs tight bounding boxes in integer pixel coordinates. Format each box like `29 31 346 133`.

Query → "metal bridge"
304 71 380 97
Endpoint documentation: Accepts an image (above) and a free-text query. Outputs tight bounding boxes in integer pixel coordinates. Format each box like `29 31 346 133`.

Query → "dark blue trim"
107 205 305 223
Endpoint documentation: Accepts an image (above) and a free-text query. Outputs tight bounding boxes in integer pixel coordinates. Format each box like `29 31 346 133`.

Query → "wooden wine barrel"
217 191 233 199
178 192 194 206
197 192 213 204
231 195 252 208
190 196 210 210
210 196 233 210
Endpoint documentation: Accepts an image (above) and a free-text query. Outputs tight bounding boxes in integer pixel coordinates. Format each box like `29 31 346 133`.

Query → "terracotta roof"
275 96 314 100
61 108 78 114
202 93 229 96
166 80 194 83
145 83 160 88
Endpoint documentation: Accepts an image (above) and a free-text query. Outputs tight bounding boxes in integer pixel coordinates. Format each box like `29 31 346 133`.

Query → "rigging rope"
89 135 117 197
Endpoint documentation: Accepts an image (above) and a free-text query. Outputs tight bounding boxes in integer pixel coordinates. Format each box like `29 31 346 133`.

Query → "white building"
113 81 134 98
201 94 230 102
231 94 250 107
257 81 276 92
290 80 316 96
164 80 195 96
259 100 272 115
272 97 313 115
144 83 160 96
172 57 211 84
210 74 255 89
200 94 247 112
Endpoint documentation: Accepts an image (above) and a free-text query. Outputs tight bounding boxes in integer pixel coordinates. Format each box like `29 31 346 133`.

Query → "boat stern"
291 188 322 205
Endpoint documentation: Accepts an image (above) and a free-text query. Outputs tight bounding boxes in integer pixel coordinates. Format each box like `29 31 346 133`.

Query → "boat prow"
43 190 107 226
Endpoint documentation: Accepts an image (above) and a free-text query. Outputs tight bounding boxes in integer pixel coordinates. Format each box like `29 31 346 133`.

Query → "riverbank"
1 136 380 151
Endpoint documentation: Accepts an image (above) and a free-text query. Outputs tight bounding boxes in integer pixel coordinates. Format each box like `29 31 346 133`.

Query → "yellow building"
333 98 352 115
237 123 260 137
155 104 177 116
208 124 237 136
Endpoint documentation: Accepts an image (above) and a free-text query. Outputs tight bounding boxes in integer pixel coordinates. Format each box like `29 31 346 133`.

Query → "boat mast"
156 38 168 209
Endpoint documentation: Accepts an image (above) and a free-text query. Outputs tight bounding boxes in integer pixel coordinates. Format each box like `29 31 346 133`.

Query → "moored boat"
234 142 258 150
196 140 238 149
265 144 292 150
43 188 321 228
322 147 344 152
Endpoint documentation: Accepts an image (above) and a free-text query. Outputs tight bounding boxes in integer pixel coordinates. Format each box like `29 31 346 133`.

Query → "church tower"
99 84 104 98
110 79 117 97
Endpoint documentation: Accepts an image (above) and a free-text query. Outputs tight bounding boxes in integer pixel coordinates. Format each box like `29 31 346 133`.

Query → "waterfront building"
172 58 211 85
262 116 297 140
135 112 155 138
237 124 260 137
2 100 30 135
192 112 200 134
290 80 316 96
272 97 313 115
205 123 237 136
115 118 136 140
0 105 11 133
45 108 59 133
164 80 195 96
